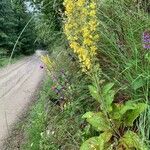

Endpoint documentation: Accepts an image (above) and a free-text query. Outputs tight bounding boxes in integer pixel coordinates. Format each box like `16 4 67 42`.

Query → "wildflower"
90 46 97 55
90 2 96 9
63 0 99 72
40 65 44 69
77 0 86 7
89 10 96 17
83 38 93 46
41 55 54 71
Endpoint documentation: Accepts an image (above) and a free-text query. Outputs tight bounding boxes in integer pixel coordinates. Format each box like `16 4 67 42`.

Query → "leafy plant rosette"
80 81 148 150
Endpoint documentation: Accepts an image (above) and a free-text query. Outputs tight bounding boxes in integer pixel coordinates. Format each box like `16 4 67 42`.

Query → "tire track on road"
0 57 32 79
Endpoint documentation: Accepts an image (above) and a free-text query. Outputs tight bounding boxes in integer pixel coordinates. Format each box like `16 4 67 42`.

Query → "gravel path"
0 56 44 148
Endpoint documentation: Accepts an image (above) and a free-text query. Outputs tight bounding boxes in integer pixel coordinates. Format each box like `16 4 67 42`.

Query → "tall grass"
97 0 150 147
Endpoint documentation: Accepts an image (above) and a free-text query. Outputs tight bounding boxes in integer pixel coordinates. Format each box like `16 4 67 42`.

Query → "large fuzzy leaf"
118 131 147 150
80 132 112 150
112 102 147 126
82 112 110 132
112 101 136 120
80 136 100 150
102 83 115 112
98 132 112 149
88 85 99 102
103 89 115 112
123 103 147 126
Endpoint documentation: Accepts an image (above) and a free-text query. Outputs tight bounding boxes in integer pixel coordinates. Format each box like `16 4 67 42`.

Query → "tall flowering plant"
41 55 72 110
64 0 99 72
63 0 148 150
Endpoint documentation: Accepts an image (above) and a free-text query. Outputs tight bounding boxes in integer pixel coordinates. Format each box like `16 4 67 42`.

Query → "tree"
28 0 64 51
0 0 36 57
12 0 36 55
0 0 17 55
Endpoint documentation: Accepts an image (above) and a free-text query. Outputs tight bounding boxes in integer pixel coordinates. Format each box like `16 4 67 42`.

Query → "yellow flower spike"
90 46 97 53
90 2 96 9
77 0 86 7
41 55 54 71
83 38 93 46
63 0 99 72
89 10 96 17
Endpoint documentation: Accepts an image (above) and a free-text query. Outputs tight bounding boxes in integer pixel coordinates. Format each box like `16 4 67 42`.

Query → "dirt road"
0 56 44 147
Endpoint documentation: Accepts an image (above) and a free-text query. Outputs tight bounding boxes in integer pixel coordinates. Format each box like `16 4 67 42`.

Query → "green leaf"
82 112 94 119
98 132 112 149
119 130 148 150
88 85 99 101
145 53 150 63
82 112 110 132
102 83 114 95
124 103 147 126
80 132 112 150
101 83 115 112
80 136 100 150
119 101 136 115
104 89 115 112
112 101 136 120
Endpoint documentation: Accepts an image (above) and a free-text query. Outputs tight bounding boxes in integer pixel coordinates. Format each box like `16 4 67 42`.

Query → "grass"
0 57 10 67
97 0 150 147
20 78 52 150
18 46 96 150
19 77 83 150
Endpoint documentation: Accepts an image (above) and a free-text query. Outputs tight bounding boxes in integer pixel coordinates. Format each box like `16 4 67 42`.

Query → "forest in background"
0 0 36 66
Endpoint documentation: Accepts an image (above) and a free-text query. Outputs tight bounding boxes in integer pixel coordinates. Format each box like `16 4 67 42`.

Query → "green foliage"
80 132 112 150
22 78 53 150
119 131 147 150
8 1 149 150
0 0 17 54
97 0 150 145
20 47 93 149
30 0 64 51
82 112 111 132
0 0 36 57
81 82 148 150
88 85 99 102
0 55 23 68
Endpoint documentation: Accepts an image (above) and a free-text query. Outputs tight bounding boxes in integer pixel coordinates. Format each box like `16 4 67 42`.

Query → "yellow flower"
90 3 96 9
84 38 93 46
70 41 79 49
89 10 96 17
91 46 97 52
90 46 97 56
63 0 99 72
77 0 86 7
84 58 91 70
41 55 54 70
